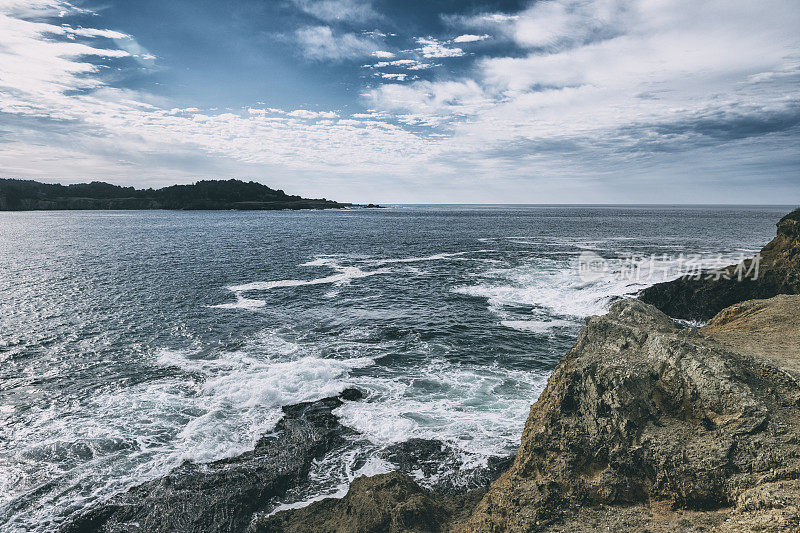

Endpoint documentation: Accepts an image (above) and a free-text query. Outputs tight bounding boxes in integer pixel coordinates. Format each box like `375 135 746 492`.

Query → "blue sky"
0 0 798 203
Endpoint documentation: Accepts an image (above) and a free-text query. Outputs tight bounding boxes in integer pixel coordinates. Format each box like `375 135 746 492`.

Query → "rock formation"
460 296 800 532
253 471 483 533
261 296 800 532
61 390 364 533
640 208 800 321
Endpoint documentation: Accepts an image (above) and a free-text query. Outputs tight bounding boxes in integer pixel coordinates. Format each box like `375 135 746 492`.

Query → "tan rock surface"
260 296 800 533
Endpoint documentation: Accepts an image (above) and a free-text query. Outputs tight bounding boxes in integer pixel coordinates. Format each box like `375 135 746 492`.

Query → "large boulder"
251 471 482 533
460 297 800 531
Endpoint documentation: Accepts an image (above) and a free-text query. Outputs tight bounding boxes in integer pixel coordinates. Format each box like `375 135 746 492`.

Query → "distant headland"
0 179 381 211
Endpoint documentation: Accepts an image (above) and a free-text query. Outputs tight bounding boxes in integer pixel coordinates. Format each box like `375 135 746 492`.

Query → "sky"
0 0 798 204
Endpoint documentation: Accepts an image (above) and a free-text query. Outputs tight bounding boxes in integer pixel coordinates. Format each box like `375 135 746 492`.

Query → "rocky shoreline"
256 295 800 532
64 208 800 532
61 391 510 533
640 208 800 321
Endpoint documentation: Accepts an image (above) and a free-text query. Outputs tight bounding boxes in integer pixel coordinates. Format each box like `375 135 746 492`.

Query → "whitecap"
368 250 494 265
336 359 548 460
208 294 266 309
500 319 577 334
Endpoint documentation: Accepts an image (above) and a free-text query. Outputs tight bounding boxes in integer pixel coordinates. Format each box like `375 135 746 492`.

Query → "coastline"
60 208 800 532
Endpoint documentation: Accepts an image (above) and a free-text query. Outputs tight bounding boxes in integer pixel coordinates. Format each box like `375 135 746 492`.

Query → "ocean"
0 205 789 531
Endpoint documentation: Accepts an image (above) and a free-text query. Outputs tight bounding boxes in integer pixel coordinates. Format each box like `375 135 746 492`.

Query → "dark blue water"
0 205 789 531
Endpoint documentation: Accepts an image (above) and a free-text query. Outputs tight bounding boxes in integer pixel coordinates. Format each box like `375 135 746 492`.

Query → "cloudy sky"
0 0 798 203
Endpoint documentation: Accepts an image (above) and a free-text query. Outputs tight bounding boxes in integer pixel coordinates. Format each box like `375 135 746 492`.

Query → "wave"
367 250 494 265
1 330 376 530
214 250 495 309
337 358 548 461
454 252 738 327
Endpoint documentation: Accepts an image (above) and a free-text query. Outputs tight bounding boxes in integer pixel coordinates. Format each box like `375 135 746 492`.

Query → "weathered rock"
259 297 800 532
61 389 364 533
251 471 483 533
640 208 800 321
459 297 800 531
381 438 514 495
700 294 800 375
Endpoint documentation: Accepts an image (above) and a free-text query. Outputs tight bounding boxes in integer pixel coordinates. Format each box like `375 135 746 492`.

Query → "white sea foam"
215 250 494 309
336 359 548 460
267 453 394 516
368 250 494 265
209 294 267 309
454 252 738 323
501 319 577 334
1 330 378 529
228 266 388 292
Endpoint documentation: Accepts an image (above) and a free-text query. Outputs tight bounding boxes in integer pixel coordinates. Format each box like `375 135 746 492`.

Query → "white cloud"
290 0 380 23
295 25 378 61
1 0 799 203
0 1 133 119
368 0 800 188
66 27 130 39
287 109 340 119
368 80 490 125
0 1 428 180
415 37 464 58
377 73 407 81
365 58 436 70
453 34 490 43
511 0 626 49
372 50 394 58
445 12 520 29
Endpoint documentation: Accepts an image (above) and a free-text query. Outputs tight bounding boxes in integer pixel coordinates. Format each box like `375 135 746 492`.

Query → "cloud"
444 12 520 29
377 73 407 81
415 37 464 58
0 1 134 119
511 0 626 49
287 109 340 119
364 0 800 198
372 50 394 58
375 1 800 137
289 0 380 24
1 0 799 203
0 1 427 181
453 34 490 43
295 25 378 61
365 58 436 71
368 80 491 126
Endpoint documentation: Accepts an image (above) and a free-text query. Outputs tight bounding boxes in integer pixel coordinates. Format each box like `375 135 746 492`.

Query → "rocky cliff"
260 296 800 532
460 296 800 532
639 208 800 321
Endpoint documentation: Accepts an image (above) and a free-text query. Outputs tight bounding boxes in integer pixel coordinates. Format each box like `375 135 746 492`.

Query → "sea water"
0 205 788 531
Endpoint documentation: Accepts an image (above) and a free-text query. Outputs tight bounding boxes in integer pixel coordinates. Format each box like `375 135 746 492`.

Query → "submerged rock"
381 438 514 495
61 389 364 533
251 471 482 533
640 208 800 321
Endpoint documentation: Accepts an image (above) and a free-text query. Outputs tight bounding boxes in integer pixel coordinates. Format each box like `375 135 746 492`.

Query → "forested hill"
0 179 370 211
